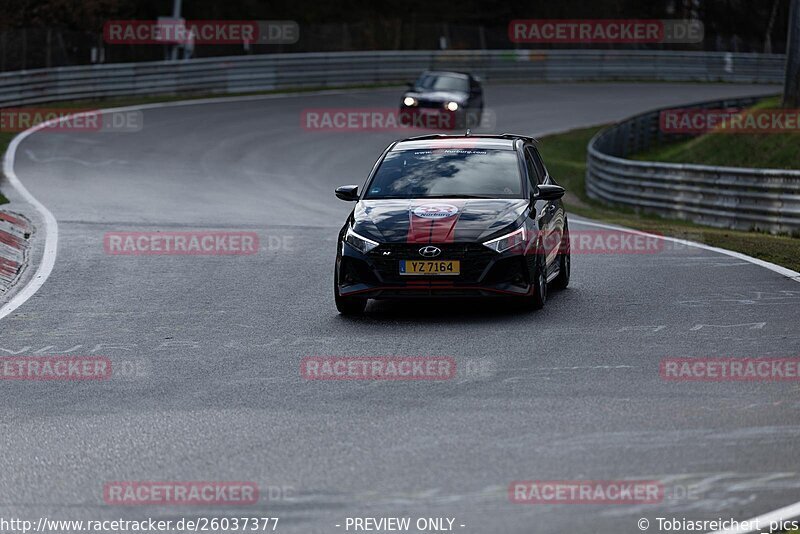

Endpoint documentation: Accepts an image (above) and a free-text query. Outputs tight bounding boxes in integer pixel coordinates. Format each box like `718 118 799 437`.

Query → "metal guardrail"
0 49 786 107
586 94 800 235
1 49 793 233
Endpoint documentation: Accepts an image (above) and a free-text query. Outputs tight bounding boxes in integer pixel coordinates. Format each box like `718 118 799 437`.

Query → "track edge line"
0 86 409 320
571 217 800 282
0 122 60 321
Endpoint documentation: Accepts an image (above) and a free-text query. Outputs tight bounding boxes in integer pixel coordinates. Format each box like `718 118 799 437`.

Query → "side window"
524 146 544 185
470 78 481 93
532 147 547 183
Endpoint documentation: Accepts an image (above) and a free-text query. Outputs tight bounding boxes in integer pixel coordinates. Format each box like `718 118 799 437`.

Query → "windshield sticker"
412 149 488 155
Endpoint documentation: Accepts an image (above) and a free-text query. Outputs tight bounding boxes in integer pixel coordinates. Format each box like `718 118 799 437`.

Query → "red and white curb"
0 211 31 291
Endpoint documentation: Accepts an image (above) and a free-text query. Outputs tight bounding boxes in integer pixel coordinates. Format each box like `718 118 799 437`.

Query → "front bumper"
337 241 534 299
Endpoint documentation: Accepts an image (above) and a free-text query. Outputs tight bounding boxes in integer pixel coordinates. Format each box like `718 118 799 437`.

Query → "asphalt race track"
1 83 799 534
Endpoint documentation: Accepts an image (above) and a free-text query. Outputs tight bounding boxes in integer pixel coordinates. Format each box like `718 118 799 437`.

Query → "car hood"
405 90 468 103
352 199 529 244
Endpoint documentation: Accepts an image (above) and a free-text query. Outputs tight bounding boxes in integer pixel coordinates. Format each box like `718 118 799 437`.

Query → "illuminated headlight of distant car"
344 227 380 254
483 227 526 253
445 101 459 111
403 97 418 107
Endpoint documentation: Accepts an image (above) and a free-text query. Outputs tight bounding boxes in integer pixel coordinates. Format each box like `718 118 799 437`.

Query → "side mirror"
533 184 565 201
406 81 415 89
335 185 359 202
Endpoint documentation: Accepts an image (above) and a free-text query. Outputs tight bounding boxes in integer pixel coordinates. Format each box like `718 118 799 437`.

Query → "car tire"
334 265 367 315
525 249 548 310
553 221 570 290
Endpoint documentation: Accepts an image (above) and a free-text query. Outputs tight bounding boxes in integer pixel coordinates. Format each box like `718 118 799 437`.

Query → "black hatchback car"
333 134 570 315
400 71 484 130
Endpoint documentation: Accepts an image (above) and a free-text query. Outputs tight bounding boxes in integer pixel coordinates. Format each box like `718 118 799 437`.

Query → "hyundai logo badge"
418 246 442 258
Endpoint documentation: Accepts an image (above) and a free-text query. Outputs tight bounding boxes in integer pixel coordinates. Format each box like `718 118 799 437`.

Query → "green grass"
0 131 10 204
633 97 800 170
537 126 800 273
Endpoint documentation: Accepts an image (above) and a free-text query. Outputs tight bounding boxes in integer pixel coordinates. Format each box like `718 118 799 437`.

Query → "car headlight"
445 101 459 111
344 227 379 254
403 97 418 107
482 227 526 253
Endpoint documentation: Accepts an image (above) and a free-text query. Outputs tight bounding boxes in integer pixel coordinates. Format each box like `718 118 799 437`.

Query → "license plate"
399 260 460 275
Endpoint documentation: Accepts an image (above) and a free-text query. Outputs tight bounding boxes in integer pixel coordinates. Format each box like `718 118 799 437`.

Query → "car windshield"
364 148 523 199
416 74 469 92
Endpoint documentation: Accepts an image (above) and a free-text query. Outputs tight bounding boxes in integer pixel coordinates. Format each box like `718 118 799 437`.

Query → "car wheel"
525 250 548 310
553 222 570 290
334 265 367 315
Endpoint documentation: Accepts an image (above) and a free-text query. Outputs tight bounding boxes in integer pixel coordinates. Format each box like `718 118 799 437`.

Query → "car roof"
391 133 536 151
420 70 471 79
393 138 514 151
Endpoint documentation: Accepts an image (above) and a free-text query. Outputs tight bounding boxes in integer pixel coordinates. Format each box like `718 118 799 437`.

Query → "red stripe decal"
405 201 466 244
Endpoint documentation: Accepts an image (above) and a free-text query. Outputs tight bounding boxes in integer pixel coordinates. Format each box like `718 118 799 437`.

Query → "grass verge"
632 96 800 170
537 125 800 273
0 131 10 204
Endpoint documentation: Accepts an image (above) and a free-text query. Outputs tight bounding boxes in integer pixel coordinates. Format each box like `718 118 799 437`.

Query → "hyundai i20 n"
334 134 570 315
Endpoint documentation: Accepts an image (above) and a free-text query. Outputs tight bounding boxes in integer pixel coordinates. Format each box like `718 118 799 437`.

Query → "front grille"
368 243 496 284
416 100 445 109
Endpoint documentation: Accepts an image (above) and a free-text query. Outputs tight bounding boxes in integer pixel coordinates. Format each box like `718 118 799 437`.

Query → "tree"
785 0 800 107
